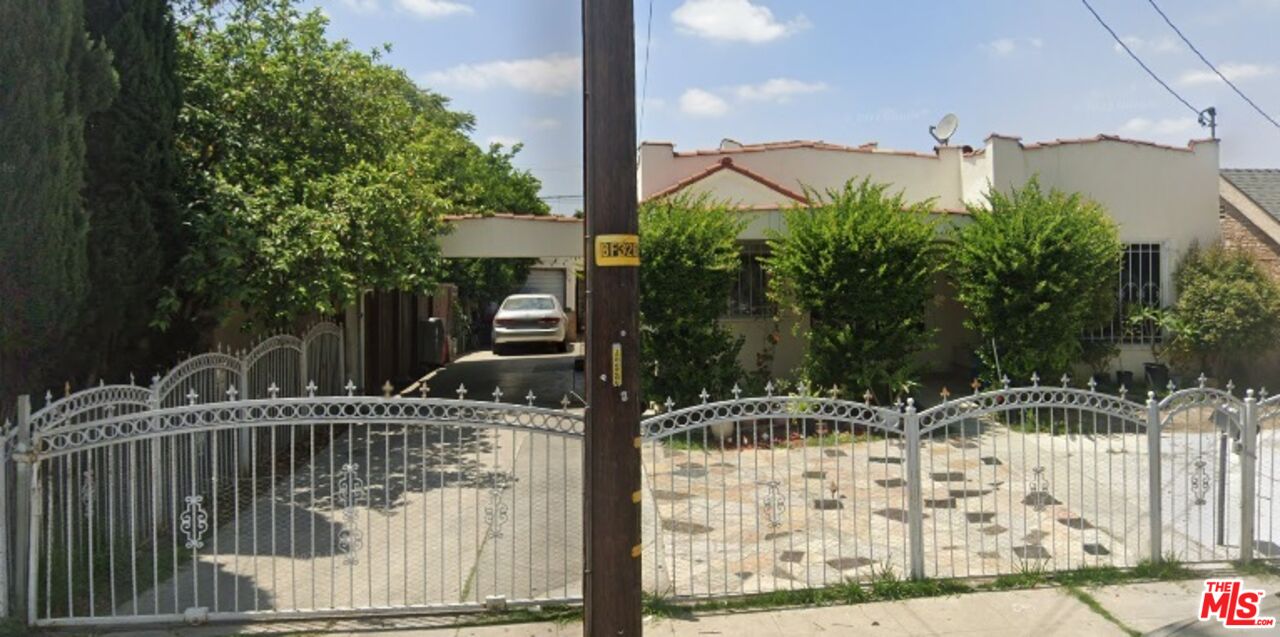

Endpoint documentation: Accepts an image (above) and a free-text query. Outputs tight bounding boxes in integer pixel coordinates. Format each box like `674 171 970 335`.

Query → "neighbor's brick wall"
1220 199 1280 280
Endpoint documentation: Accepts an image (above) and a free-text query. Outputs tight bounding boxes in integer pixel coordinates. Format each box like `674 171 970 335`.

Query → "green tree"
1162 244 1280 383
950 178 1122 383
0 1 116 399
162 0 544 334
766 179 943 399
79 0 185 381
639 194 746 405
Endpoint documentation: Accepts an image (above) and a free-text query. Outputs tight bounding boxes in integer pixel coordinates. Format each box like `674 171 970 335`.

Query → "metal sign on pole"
582 0 642 634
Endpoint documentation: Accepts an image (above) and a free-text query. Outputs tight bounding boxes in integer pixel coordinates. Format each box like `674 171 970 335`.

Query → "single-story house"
638 134 1222 379
1220 169 1280 280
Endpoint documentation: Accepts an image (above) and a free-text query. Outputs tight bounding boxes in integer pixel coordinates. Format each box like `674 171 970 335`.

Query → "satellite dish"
930 113 959 146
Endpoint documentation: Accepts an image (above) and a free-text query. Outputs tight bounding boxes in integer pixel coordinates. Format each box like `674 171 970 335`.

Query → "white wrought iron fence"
1 363 1276 628
638 375 1266 602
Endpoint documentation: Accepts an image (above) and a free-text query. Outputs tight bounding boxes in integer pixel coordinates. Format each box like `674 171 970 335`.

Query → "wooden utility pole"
582 0 642 634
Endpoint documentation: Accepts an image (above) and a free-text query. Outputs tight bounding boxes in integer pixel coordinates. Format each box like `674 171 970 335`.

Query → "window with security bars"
1085 243 1163 344
728 242 774 318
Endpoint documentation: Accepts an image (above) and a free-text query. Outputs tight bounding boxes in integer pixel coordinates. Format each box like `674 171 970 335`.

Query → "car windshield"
503 297 555 311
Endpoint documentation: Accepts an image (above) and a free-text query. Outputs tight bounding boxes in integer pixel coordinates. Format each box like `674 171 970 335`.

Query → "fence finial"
1261 387 1269 400
268 382 280 399
1118 384 1128 400
129 372 136 385
186 388 199 405
492 386 504 403
664 396 675 412
561 394 572 411
698 388 710 404
863 388 875 404
1247 388 1255 400
456 383 468 400
1087 376 1098 392
421 383 431 399
764 380 775 397
829 385 841 399
382 381 394 398
1167 379 1178 393
1030 372 1040 387
1000 375 1011 390
306 380 317 398
44 390 52 406
970 378 982 394
1198 372 1208 389
226 385 239 401
731 383 742 400
1060 373 1070 388
1226 380 1236 395
344 379 357 396
525 390 536 407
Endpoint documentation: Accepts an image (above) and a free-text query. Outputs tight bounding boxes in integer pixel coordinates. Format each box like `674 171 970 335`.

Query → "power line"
1079 0 1201 117
1146 0 1280 131
638 0 655 140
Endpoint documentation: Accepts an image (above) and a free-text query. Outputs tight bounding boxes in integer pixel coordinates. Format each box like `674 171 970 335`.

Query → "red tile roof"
645 157 811 204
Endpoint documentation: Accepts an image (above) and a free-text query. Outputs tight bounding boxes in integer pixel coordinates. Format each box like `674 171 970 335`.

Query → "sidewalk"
130 574 1280 637
296 576 1275 637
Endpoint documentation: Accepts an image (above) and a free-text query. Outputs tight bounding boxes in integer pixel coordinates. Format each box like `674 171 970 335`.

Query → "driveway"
420 344 584 409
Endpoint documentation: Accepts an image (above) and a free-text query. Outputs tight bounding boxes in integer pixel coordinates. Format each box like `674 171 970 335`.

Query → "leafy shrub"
950 178 1122 383
639 194 746 405
766 179 943 399
1163 243 1280 381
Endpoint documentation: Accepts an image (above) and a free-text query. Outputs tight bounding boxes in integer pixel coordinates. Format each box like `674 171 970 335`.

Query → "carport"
346 213 585 390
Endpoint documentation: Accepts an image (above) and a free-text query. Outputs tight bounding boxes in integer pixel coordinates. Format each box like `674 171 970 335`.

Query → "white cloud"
423 54 581 95
680 88 729 117
1114 35 1178 55
340 0 380 12
733 78 827 103
1119 116 1198 135
485 135 522 147
1178 62 1277 86
396 0 472 18
983 36 1042 57
526 117 562 130
671 0 809 44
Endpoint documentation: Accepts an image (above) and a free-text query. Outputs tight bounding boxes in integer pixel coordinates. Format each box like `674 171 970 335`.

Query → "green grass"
1063 585 1143 637
1231 560 1280 577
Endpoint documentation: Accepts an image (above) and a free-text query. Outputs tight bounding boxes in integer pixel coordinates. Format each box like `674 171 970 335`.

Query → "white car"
491 294 570 354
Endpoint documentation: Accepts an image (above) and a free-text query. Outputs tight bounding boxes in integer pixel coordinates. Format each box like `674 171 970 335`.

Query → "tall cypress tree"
80 0 183 380
0 1 116 403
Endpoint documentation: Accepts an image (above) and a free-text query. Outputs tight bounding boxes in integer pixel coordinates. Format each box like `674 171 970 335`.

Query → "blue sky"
313 0 1280 214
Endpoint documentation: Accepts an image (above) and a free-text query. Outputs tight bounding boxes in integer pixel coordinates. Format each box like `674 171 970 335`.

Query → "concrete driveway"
419 345 584 410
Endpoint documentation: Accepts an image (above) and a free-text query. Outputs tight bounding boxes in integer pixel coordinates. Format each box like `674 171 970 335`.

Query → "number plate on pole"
595 234 640 266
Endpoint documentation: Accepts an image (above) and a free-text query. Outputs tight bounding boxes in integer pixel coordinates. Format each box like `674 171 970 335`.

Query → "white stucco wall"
639 135 1222 381
439 215 583 259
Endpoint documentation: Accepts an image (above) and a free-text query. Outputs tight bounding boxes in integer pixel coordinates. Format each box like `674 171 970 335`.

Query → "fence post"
1147 393 1162 563
237 358 252 476
904 399 925 580
1240 390 1258 563
12 396 33 622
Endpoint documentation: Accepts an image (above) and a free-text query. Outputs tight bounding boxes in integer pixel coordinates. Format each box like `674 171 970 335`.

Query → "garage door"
519 268 566 306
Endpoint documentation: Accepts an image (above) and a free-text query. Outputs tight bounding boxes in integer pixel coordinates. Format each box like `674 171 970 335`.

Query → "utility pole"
582 0 642 634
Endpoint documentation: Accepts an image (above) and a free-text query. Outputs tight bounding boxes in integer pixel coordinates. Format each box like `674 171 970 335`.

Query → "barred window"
1085 243 1163 344
728 242 773 318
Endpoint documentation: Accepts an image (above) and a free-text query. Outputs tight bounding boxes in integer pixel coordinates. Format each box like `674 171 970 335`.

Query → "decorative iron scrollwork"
180 495 209 549
759 480 786 530
336 463 366 565
1190 456 1212 506
484 476 512 539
